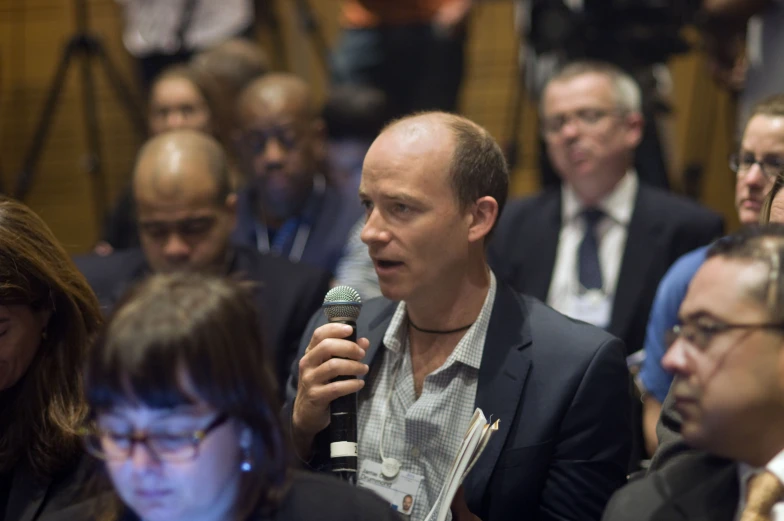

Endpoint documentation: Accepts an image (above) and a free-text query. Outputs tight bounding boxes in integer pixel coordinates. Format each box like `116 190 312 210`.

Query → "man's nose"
360 208 389 246
262 137 286 164
661 339 690 376
165 111 186 130
163 233 191 260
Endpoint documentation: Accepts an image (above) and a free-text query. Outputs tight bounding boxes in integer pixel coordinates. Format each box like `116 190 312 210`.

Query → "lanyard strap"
254 175 325 263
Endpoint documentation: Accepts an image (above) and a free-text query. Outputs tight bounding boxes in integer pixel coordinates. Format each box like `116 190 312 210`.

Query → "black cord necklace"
408 316 474 335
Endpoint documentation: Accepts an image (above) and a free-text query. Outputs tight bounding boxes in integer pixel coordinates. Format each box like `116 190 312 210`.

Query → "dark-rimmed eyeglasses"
541 108 623 136
81 413 229 463
666 322 784 353
729 153 784 181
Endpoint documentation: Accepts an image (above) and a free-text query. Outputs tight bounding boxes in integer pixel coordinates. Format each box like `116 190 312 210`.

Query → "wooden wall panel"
0 0 738 254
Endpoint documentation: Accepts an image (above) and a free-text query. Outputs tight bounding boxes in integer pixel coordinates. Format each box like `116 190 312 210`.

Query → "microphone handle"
329 319 358 483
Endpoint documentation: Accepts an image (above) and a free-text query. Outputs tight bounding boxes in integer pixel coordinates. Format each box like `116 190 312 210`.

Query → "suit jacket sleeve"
539 337 632 520
282 309 332 472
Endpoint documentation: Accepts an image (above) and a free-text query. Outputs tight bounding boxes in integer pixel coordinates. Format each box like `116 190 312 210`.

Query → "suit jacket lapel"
7 461 50 521
610 186 662 345
360 299 398 379
464 283 532 511
519 191 561 301
665 460 739 521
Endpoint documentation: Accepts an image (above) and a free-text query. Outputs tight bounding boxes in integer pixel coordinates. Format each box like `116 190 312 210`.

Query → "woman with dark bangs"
82 273 397 521
0 196 104 520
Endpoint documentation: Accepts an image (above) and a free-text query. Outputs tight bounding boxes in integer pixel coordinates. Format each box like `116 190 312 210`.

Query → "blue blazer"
284 281 632 521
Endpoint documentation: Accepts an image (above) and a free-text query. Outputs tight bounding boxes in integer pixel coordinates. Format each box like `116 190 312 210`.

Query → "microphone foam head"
323 286 362 321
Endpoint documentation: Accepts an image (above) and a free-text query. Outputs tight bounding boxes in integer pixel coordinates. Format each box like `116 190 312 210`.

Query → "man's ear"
225 193 238 228
466 196 499 244
624 111 645 149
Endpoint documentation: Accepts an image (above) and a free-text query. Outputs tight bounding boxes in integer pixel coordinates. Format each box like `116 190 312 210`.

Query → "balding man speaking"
232 73 362 275
76 130 330 394
285 112 630 521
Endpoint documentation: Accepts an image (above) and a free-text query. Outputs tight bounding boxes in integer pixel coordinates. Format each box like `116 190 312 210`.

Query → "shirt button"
411 446 420 458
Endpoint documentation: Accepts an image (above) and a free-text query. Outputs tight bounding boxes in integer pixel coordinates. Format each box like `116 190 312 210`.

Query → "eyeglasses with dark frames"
81 413 229 463
729 153 784 182
666 322 784 353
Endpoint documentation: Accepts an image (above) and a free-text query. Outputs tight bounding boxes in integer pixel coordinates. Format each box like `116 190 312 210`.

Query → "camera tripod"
13 0 146 225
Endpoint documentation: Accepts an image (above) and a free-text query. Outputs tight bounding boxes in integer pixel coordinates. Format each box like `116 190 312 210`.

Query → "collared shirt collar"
382 272 497 370
737 447 784 517
562 169 638 226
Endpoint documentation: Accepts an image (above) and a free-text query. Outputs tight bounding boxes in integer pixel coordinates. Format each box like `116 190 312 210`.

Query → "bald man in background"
75 130 330 397
232 73 363 276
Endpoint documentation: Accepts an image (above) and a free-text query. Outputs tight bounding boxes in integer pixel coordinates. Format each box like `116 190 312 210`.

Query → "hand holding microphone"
291 286 367 482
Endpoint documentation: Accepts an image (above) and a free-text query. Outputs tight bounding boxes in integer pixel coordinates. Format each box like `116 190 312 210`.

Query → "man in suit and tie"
284 112 631 520
490 60 724 356
602 224 784 521
75 130 330 396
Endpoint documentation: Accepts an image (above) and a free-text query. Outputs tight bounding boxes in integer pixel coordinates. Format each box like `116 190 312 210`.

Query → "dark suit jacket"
489 184 725 355
117 471 400 521
74 245 330 397
284 281 632 521
5 454 101 521
232 184 363 277
602 452 739 521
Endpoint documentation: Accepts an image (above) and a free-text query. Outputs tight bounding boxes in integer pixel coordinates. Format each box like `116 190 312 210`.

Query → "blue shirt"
639 245 709 403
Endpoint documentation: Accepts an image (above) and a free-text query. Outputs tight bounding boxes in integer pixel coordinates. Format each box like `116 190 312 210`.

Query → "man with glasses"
603 224 784 521
638 94 784 457
232 73 363 276
489 60 723 467
490 60 722 360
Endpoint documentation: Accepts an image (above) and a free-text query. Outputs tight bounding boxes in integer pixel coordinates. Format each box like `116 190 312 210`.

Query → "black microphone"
322 286 362 484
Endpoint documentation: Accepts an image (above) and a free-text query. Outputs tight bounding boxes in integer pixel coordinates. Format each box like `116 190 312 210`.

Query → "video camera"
528 0 702 69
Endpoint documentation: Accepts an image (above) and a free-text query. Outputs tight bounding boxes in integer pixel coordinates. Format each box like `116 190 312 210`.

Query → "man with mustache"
638 94 784 456
489 60 724 466
602 224 784 521
232 73 363 276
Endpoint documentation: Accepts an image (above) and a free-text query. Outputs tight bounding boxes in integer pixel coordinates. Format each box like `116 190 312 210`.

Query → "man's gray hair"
542 60 642 114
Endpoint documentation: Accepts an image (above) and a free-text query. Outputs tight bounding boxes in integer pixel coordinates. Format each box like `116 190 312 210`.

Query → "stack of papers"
427 408 500 521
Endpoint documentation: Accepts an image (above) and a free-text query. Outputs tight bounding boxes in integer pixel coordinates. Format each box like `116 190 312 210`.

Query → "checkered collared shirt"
357 273 497 521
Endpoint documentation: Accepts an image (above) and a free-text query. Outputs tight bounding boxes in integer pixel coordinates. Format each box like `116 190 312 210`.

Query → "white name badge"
358 460 424 516
564 290 612 329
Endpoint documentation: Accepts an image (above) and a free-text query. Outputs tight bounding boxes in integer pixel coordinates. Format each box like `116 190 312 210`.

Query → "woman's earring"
240 428 252 472
241 449 253 472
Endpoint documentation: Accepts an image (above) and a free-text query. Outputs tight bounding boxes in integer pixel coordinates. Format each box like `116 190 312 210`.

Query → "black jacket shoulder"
270 471 400 521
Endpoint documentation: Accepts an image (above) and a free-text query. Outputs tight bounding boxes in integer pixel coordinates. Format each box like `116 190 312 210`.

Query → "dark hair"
0 196 103 478
707 224 784 319
85 273 286 521
148 65 220 130
446 115 510 225
191 39 269 102
761 175 784 225
322 85 389 140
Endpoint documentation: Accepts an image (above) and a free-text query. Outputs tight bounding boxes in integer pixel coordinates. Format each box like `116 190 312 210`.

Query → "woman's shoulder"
267 471 399 521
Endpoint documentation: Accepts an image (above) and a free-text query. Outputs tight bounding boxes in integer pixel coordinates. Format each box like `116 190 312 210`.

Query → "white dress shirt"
357 274 497 521
736 449 784 520
116 0 254 56
546 171 638 318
